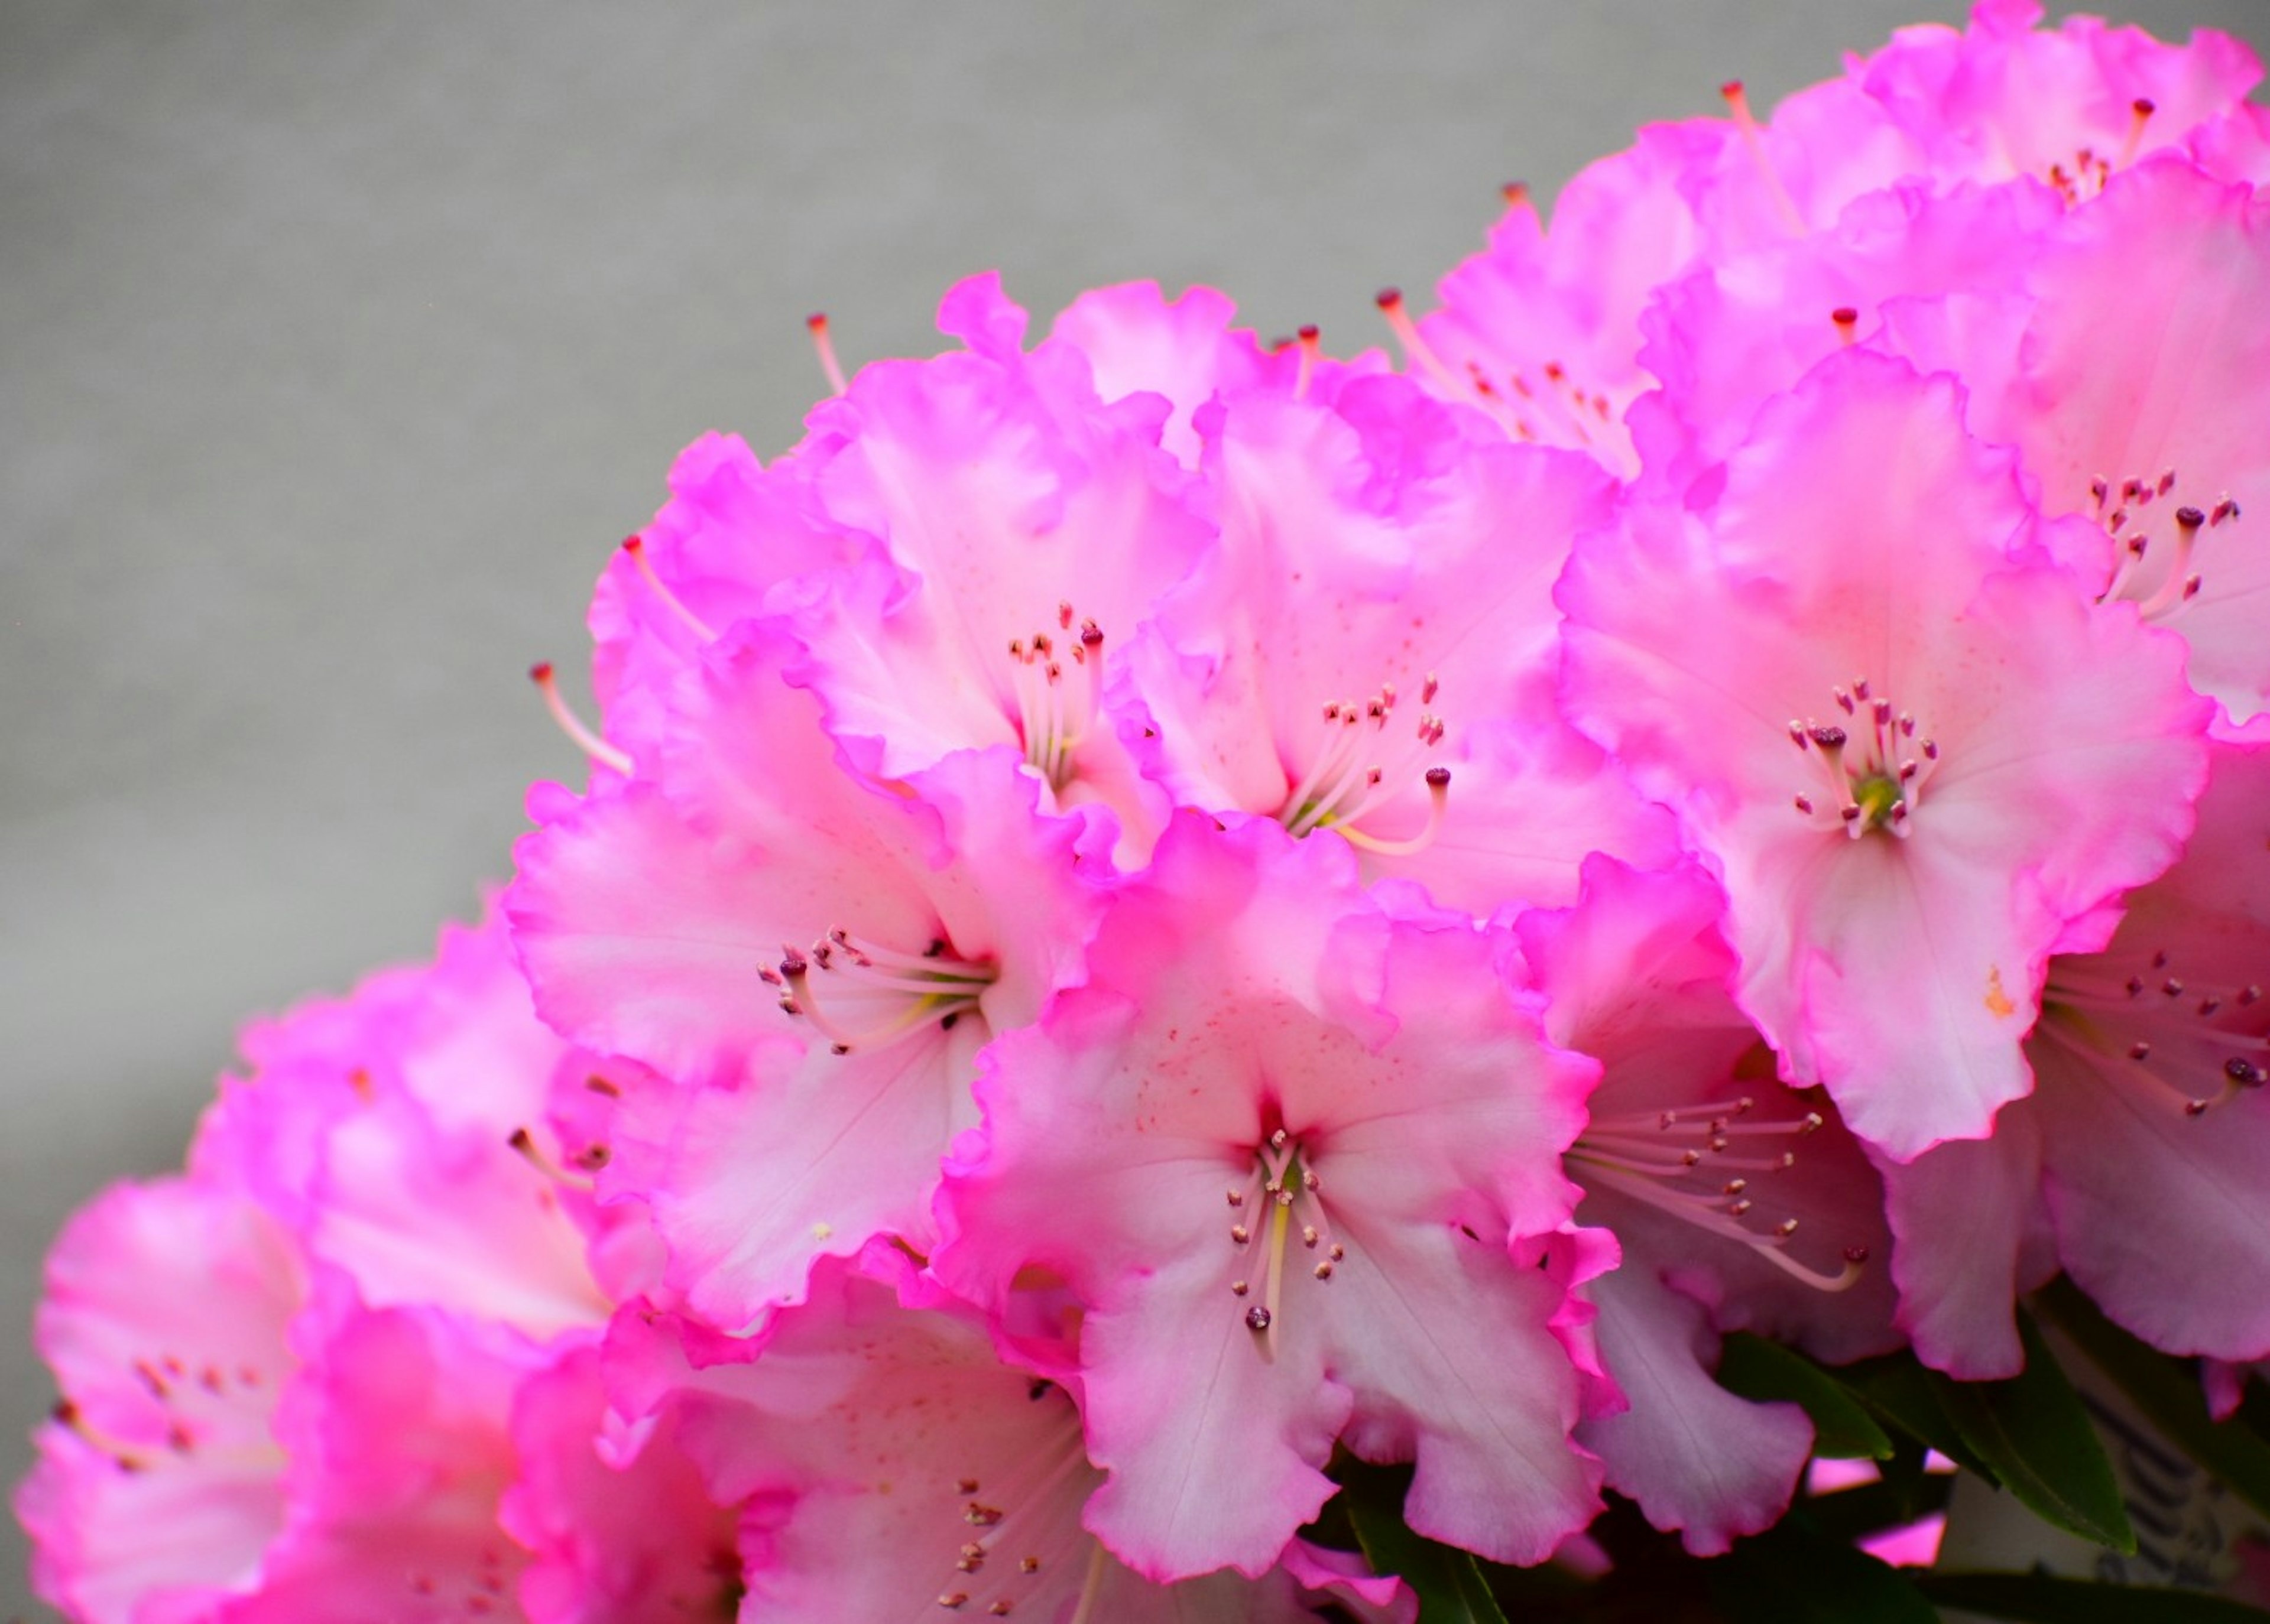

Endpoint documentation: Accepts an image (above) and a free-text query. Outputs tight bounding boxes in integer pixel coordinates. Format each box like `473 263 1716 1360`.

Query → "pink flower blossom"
20 1180 300 1624
1126 369 1674 917
500 1345 741 1624
1559 350 2211 1160
1888 740 2270 1375
1516 855 1898 1553
510 619 1112 1331
936 815 1604 1577
611 1249 1411 1620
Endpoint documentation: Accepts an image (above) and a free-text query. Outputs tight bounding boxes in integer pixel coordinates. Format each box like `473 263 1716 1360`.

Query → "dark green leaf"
1717 1332 1895 1459
1917 1571 2270 1622
2036 1276 2270 1525
1337 1459 1510 1624
1922 1310 2135 1551
1838 1349 2003 1484
1708 1516 1940 1624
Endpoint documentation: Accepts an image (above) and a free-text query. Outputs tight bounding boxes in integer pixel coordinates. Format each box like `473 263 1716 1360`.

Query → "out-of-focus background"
2 1 2259 1613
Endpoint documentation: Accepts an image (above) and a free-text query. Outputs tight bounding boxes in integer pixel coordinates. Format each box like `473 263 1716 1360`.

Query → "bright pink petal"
501 1344 741 1624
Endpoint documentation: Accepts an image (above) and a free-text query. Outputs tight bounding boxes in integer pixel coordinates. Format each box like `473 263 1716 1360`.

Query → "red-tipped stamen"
508 1125 596 1191
806 311 847 396
1374 287 1472 399
2122 97 2157 167
530 662 633 774
1338 766 1451 858
1295 324 1321 401
621 535 716 640
1831 306 1860 347
1720 80 1806 232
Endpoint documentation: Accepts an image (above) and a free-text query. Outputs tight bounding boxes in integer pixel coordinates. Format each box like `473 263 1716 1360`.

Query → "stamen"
1572 1096 1863 1292
806 311 848 397
1008 610 1105 791
529 662 633 774
1720 80 1805 232
1831 307 1859 346
1295 324 1321 401
507 1126 595 1191
1374 288 1470 399
2121 98 2156 167
620 536 716 641
776 933 995 1055
53 1401 157 1472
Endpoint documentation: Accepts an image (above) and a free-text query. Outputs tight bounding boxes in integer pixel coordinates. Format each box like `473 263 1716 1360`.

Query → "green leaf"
1923 1311 2135 1552
1916 1571 2270 1622
1335 1460 1510 1624
1708 1516 1940 1624
2035 1275 2270 1525
1838 1349 2003 1484
1716 1332 1895 1459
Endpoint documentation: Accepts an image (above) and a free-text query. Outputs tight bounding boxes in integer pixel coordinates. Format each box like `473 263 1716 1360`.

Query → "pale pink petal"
1879 1117 2055 1379
1576 1262 1814 1556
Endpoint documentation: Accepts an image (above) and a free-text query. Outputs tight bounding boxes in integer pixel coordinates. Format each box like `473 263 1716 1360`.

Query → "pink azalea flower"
1559 350 2211 1161
935 815 1604 1578
1887 740 2270 1375
611 1248 1411 1621
1954 158 2270 735
1126 369 1675 917
1854 1 2263 199
20 1179 300 1624
1516 855 1898 1554
191 910 610 1344
500 1345 742 1624
776 274 1217 845
213 1289 543 1624
509 618 1112 1331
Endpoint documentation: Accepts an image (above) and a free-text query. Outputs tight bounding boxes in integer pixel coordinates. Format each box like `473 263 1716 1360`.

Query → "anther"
2227 1058 2265 1089
1843 1246 1870 1265
1313 1262 1334 1280
1831 306 1859 346
1245 1306 1273 1332
1231 1280 1249 1296
1226 1189 1244 1208
1230 1224 1250 1246
1302 1225 1319 1249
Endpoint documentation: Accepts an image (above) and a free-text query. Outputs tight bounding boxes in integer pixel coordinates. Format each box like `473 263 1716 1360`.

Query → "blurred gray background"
4 1 2261 1615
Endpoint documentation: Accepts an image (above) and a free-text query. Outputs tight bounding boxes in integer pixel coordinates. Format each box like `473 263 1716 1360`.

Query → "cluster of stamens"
1376 282 1612 449
1222 1128 1345 1359
1007 602 1105 791
2041 946 2269 1118
930 1421 1109 1619
2088 467 2238 623
1569 1094 1867 1291
1279 674 1452 856
2045 98 2158 205
54 1346 279 1476
766 930 996 1055
1788 677 1939 839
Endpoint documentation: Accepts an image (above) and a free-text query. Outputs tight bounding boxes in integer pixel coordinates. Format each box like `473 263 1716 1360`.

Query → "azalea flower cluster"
24 3 2270 1619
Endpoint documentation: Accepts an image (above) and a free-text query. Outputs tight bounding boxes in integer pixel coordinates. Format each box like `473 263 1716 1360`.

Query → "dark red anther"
1425 766 1451 788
